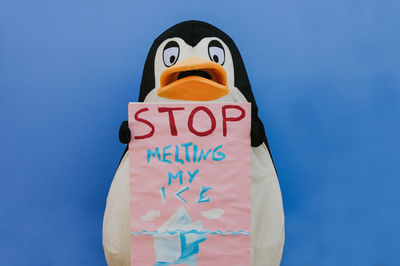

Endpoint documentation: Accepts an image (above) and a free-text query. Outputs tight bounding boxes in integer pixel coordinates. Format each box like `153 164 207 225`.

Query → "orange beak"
157 57 229 101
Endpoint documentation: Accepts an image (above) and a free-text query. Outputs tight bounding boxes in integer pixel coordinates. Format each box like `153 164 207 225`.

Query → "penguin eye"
163 41 179 67
208 40 225 65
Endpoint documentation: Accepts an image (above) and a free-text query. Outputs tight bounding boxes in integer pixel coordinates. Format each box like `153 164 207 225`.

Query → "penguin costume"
103 20 285 266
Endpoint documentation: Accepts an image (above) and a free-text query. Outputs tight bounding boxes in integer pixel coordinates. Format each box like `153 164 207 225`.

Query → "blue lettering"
176 186 189 203
160 187 166 205
147 147 161 163
198 187 212 203
188 169 199 183
212 145 226 161
181 142 193 162
174 145 184 164
198 148 212 163
162 145 172 164
193 144 198 162
168 171 183 185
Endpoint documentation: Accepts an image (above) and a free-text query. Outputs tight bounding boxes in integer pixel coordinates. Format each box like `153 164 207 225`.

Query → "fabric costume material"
103 20 285 266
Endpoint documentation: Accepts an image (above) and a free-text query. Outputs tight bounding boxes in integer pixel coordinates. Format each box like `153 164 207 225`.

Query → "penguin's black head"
138 20 269 148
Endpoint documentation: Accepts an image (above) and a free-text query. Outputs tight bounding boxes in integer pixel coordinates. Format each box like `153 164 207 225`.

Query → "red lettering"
134 108 155 139
158 107 185 136
222 105 245 137
188 106 216 136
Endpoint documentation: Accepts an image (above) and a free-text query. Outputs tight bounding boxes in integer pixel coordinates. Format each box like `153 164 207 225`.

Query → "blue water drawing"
153 207 206 266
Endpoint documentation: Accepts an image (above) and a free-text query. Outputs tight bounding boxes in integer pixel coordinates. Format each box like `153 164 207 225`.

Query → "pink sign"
128 102 251 266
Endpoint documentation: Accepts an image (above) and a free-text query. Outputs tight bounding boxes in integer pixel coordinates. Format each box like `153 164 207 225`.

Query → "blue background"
1 0 399 265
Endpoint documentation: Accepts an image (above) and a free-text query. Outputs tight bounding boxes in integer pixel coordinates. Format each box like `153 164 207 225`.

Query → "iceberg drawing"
153 207 206 266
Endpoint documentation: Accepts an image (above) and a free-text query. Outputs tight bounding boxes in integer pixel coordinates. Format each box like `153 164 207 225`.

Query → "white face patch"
144 37 247 103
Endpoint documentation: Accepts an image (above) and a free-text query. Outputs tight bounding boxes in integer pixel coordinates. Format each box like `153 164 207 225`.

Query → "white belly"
102 144 285 266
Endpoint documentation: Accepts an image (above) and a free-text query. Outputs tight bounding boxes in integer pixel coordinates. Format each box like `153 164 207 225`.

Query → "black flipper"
119 121 130 144
117 121 130 166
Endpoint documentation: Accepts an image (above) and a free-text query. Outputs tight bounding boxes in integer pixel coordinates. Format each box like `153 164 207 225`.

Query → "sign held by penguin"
128 102 252 265
103 20 285 266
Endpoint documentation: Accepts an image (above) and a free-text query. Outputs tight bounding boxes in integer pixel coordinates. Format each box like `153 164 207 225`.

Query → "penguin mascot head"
120 20 271 150
104 20 284 266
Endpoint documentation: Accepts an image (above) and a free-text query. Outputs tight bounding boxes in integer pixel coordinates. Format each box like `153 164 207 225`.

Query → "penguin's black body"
103 20 285 266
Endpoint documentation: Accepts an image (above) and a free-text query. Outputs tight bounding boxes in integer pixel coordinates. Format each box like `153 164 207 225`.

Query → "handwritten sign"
129 102 251 265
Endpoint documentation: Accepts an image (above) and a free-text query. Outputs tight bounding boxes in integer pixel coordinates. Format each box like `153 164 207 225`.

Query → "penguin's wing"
119 121 130 144
117 121 130 166
251 115 270 150
251 114 278 176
